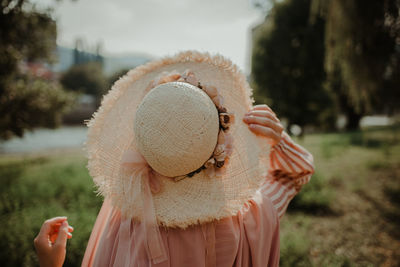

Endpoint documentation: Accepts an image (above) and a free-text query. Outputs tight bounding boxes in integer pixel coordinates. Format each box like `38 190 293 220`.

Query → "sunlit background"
1 0 399 266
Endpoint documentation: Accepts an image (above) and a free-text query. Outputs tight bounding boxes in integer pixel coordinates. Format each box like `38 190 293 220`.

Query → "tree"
60 62 107 103
0 77 75 139
108 68 130 88
0 0 75 140
252 0 337 134
323 0 400 130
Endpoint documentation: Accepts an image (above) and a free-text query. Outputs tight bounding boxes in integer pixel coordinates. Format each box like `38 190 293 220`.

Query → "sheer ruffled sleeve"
260 131 315 219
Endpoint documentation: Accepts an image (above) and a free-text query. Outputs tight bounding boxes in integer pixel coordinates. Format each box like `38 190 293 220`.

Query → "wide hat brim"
86 51 270 228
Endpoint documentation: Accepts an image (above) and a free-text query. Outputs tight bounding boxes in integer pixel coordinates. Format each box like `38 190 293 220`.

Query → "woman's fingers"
37 217 67 239
34 217 72 267
248 104 278 120
54 221 69 249
245 110 279 122
248 124 281 145
244 104 283 146
35 217 73 246
251 104 275 113
52 225 74 235
243 115 283 135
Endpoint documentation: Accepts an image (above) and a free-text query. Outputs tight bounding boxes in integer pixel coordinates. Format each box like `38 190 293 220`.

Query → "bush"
287 171 335 215
279 215 312 267
0 153 102 267
0 78 76 140
60 62 107 101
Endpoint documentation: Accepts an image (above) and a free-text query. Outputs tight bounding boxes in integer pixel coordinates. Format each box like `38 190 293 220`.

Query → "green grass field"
0 126 399 266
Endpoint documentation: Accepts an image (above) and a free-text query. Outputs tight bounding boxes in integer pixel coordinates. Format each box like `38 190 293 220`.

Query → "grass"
284 124 400 266
0 125 399 266
0 152 102 267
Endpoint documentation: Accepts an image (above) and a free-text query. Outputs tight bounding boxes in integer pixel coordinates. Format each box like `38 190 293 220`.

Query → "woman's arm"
243 104 315 219
261 131 315 219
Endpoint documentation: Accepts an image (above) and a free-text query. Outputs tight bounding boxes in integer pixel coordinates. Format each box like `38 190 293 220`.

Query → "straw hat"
86 51 270 229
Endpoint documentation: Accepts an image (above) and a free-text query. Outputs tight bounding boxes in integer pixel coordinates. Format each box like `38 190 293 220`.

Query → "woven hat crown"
134 82 220 177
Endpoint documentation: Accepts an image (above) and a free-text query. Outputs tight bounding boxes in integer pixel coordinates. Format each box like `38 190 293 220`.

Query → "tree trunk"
345 106 362 131
336 86 363 131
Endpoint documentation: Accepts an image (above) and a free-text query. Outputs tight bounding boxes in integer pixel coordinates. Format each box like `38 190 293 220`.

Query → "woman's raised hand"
34 217 73 267
243 104 284 147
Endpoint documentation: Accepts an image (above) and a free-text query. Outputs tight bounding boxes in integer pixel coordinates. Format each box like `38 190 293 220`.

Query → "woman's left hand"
243 104 284 147
34 217 74 267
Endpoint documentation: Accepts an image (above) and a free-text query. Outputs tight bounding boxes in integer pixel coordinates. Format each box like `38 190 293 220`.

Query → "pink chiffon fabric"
81 185 280 267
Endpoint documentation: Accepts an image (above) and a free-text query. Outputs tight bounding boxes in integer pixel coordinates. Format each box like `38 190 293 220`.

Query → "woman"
35 51 314 267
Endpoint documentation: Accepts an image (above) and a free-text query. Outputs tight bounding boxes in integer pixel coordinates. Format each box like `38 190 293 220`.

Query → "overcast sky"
32 0 268 73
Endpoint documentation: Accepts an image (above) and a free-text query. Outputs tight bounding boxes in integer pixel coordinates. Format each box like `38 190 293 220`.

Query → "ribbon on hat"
121 149 168 264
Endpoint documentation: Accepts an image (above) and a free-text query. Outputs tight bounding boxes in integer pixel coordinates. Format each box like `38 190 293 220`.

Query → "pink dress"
82 132 315 267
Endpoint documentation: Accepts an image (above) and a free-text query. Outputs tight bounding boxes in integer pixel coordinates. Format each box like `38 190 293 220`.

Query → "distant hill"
51 46 154 75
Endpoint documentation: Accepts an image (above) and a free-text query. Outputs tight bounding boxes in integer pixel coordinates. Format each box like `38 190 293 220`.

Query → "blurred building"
51 45 153 75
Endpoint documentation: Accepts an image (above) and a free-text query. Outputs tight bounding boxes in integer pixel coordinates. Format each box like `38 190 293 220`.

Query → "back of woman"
80 51 315 267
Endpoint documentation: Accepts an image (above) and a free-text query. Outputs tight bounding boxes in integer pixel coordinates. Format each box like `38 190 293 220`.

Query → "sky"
32 0 268 74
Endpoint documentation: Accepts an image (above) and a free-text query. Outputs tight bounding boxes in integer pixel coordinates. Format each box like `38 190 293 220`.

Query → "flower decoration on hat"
146 69 235 181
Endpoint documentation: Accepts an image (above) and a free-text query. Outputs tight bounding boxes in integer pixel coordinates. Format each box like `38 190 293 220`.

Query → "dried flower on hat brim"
146 69 235 181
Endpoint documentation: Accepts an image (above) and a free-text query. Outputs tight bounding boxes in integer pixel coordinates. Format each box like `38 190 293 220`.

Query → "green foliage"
0 77 76 140
365 159 391 171
323 0 400 129
288 171 335 215
0 153 102 267
253 0 400 132
252 0 337 132
279 216 312 266
60 62 107 98
319 125 400 159
0 0 57 79
108 68 130 88
0 0 76 140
